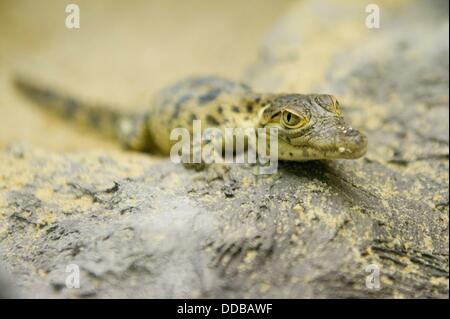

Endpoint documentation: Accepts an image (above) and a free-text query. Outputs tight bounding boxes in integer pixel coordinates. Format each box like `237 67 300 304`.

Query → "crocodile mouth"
309 143 367 159
279 134 368 160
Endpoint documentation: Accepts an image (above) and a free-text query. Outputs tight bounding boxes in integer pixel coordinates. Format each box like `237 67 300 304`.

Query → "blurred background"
0 0 292 151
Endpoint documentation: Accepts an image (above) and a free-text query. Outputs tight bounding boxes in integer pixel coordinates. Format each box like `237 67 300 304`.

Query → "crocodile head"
259 93 367 161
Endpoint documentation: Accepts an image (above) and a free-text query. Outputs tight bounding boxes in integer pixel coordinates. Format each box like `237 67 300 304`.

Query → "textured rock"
0 0 448 298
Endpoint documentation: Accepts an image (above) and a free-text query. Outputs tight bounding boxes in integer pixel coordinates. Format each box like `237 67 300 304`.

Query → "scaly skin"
14 75 367 161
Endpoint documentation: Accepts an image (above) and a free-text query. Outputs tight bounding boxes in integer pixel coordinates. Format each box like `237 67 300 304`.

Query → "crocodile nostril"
353 133 368 147
345 127 360 137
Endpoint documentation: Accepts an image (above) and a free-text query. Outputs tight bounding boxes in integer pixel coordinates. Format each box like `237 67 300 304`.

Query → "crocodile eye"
316 95 342 116
281 111 307 129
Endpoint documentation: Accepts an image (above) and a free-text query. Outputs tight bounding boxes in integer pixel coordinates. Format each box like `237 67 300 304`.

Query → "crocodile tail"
14 74 131 140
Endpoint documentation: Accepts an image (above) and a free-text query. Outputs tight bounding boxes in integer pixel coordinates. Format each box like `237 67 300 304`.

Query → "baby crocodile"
14 75 367 161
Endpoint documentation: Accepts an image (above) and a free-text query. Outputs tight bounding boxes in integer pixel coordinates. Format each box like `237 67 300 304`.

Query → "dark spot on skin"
246 103 253 113
21 84 56 104
232 105 240 113
244 116 250 121
189 113 198 122
217 106 223 114
198 88 222 104
254 97 261 104
206 115 220 126
89 111 101 128
173 94 192 117
21 85 39 98
39 89 58 102
109 112 120 125
289 152 293 157
64 98 79 117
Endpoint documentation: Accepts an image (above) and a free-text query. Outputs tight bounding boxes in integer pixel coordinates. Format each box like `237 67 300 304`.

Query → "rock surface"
0 0 448 298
